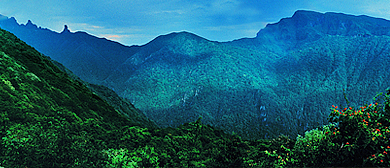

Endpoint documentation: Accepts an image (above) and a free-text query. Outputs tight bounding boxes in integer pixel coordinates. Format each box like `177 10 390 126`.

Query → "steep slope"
0 27 155 166
50 58 157 128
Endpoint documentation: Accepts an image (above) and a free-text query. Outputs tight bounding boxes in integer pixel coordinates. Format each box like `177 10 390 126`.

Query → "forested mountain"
3 23 390 168
49 58 157 127
0 26 158 166
1 10 390 140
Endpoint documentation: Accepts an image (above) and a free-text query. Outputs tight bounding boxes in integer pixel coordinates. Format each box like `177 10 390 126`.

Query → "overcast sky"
0 0 389 46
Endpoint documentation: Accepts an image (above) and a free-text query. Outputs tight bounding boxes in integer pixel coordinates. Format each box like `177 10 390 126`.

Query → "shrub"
102 146 160 168
290 124 336 166
2 123 60 167
326 92 390 166
287 91 390 167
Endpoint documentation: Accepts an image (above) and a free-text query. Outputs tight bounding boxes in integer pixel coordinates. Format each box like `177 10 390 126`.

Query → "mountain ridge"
257 10 390 39
1 23 390 167
0 17 142 84
230 10 390 53
2 10 390 140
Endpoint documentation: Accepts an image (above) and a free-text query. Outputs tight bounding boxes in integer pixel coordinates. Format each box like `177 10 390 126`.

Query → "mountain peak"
155 31 206 41
143 31 210 48
256 10 390 42
24 20 38 29
290 10 324 25
293 10 322 16
61 25 71 34
9 17 17 23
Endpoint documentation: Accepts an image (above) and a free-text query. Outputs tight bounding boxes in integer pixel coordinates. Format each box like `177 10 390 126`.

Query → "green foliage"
101 146 159 168
3 25 390 167
149 118 249 167
109 31 390 142
5 12 390 142
324 92 390 166
102 148 137 168
242 135 295 167
285 91 390 167
0 27 144 167
290 124 336 166
239 91 390 167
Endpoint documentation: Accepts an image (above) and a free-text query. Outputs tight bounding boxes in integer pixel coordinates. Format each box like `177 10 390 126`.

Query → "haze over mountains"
2 10 390 139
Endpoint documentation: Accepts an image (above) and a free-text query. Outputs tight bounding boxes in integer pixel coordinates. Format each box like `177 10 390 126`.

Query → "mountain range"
2 10 390 139
0 27 261 167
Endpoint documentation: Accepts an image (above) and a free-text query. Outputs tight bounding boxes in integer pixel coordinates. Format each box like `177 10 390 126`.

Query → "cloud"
100 34 130 43
65 23 104 33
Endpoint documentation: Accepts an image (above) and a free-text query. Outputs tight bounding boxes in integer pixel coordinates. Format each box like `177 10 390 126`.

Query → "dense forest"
2 11 390 140
1 23 390 167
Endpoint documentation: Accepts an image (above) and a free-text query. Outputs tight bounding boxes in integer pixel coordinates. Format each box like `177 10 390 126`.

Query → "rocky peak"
24 20 38 29
61 25 71 34
8 17 18 24
256 10 390 42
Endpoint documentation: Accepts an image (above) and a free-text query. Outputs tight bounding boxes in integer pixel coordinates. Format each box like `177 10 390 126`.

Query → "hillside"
49 58 158 128
2 10 390 140
0 27 297 167
2 13 390 167
103 11 390 139
0 27 157 166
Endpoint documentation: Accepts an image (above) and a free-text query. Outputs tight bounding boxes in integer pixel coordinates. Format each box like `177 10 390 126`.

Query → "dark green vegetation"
1 26 390 167
2 10 390 141
50 58 158 129
0 26 154 166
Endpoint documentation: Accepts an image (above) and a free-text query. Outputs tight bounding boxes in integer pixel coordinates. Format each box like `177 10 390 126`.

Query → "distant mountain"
2 10 390 140
231 10 390 52
0 15 141 84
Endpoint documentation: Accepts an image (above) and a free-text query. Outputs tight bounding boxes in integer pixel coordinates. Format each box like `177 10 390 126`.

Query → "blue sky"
0 0 389 46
